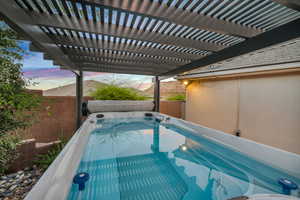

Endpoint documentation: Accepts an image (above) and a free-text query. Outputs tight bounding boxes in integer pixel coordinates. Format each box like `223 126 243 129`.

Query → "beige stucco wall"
186 79 239 134
185 72 300 154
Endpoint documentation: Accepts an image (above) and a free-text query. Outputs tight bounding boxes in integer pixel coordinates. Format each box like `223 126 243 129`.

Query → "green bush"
0 134 20 175
166 94 186 101
0 23 40 174
91 85 148 100
0 24 41 136
34 139 67 170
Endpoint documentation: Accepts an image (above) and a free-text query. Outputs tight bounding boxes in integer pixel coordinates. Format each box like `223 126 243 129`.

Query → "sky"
19 41 154 91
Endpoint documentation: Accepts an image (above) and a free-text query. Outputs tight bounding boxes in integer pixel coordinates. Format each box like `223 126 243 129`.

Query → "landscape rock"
0 167 43 200
8 185 17 192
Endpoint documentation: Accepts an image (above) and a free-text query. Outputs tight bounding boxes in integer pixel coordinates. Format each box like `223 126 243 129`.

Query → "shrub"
91 84 148 100
34 139 67 170
0 23 41 174
0 134 20 175
166 94 186 101
0 24 41 136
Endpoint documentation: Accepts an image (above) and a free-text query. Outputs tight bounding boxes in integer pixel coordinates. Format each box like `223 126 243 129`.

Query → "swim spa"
25 112 300 200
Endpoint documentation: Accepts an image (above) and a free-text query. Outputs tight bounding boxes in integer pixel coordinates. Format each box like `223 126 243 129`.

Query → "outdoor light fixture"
182 80 192 88
180 145 188 151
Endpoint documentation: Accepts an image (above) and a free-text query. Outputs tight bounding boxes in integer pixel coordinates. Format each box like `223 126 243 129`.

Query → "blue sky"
19 41 153 90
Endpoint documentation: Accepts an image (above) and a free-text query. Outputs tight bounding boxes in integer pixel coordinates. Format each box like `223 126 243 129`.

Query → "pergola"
1 0 300 128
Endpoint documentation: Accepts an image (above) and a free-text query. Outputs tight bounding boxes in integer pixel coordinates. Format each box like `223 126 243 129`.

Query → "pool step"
117 153 188 200
68 152 188 200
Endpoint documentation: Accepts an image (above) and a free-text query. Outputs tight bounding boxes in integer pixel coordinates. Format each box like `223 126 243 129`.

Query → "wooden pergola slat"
41 35 207 60
0 0 75 68
29 13 226 52
64 49 188 66
69 56 177 71
81 0 263 38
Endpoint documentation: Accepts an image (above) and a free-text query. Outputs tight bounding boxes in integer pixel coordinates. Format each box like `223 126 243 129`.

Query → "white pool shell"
24 112 300 200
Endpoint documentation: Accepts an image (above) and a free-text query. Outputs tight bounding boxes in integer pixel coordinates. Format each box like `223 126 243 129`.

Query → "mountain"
144 81 185 99
43 80 185 98
43 80 107 96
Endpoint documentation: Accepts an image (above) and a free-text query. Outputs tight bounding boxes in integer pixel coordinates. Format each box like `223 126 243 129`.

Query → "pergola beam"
83 0 262 38
272 0 300 11
40 38 191 69
162 18 300 76
62 49 189 66
69 66 155 76
30 13 226 52
42 35 205 60
69 57 177 70
71 60 173 73
0 1 74 69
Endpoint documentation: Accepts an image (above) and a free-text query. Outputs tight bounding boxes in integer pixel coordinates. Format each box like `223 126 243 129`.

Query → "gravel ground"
0 166 43 200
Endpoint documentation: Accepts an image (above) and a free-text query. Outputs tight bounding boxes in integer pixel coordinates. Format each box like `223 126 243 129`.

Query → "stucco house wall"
185 72 300 155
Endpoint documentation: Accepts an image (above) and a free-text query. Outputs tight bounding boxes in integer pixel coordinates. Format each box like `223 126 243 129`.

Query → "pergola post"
76 71 83 129
154 76 160 112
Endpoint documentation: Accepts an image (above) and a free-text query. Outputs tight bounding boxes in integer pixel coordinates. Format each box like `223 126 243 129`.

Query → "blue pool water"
67 117 300 200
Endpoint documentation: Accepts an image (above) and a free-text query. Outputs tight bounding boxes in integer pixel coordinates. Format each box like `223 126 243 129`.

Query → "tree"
90 84 149 100
0 22 40 174
0 24 41 136
167 93 186 101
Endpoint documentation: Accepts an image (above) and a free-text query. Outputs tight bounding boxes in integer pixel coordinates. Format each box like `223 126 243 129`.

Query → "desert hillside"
43 80 107 96
144 81 185 99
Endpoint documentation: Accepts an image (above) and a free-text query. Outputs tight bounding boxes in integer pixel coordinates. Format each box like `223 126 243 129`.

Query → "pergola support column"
154 76 160 112
76 71 83 129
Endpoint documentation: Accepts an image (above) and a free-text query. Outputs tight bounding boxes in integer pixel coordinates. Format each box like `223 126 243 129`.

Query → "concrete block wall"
160 101 185 119
20 95 185 143
20 96 93 142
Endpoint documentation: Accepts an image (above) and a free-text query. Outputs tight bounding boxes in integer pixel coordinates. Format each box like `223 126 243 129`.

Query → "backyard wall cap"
87 100 154 113
18 139 36 145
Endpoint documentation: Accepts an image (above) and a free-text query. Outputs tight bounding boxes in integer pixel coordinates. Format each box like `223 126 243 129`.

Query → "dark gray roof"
177 37 300 78
1 0 300 76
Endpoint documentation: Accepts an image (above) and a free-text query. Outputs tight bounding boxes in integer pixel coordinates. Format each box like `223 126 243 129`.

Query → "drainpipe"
235 78 241 137
154 76 160 112
75 71 83 129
